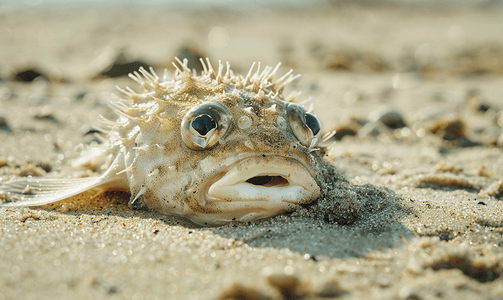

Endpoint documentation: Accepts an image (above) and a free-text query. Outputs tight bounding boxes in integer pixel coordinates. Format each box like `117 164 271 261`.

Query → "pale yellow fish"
0 58 338 226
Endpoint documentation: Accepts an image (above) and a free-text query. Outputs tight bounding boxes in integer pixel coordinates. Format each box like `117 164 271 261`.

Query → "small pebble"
317 279 343 297
332 126 358 140
14 68 47 82
427 117 466 141
266 274 300 299
75 91 88 100
218 283 264 300
32 112 59 123
378 111 407 129
94 52 151 78
0 111 12 132
477 103 491 112
358 122 381 137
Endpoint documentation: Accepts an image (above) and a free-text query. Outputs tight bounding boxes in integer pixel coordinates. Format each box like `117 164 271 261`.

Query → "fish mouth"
204 155 320 207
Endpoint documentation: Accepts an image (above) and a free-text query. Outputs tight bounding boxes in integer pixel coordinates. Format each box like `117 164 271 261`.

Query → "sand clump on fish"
0 58 400 226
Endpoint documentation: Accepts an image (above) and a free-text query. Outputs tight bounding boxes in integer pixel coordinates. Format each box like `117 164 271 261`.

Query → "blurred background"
1 0 503 166
2 0 503 80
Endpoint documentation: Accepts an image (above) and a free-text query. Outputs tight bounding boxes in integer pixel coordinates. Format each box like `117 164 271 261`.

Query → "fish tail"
0 177 114 207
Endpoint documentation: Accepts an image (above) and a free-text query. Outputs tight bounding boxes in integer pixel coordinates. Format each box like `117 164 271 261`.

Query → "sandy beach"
1 2 503 299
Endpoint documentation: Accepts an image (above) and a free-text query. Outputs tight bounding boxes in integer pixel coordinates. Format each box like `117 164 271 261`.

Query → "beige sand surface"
1 3 503 299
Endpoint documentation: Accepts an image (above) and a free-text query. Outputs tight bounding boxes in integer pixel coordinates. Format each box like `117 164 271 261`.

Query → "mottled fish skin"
0 58 338 226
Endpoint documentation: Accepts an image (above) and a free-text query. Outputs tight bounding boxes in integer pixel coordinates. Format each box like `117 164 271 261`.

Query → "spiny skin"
0 58 342 226
109 58 336 225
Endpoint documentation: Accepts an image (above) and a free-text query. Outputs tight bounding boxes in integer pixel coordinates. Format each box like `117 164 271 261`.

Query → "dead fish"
0 58 337 226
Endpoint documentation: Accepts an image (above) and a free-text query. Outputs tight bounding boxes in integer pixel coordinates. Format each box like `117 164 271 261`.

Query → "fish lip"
203 155 320 205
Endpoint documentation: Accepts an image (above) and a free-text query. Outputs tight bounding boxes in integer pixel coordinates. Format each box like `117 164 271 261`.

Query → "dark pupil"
192 114 216 136
305 113 320 136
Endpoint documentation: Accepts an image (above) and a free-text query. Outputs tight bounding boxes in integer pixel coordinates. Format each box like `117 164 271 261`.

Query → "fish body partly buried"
0 58 339 226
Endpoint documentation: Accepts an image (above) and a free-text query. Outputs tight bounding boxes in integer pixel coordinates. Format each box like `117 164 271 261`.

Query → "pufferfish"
0 58 337 226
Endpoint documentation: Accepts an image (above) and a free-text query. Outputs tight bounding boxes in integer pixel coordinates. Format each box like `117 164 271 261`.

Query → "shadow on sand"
15 178 418 259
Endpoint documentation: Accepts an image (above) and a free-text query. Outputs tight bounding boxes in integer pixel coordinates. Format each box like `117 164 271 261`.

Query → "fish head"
118 60 330 226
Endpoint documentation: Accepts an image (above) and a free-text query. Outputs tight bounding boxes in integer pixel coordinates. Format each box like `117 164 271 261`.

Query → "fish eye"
192 114 216 136
181 103 230 150
305 112 321 136
287 103 321 148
